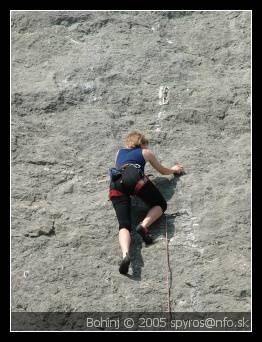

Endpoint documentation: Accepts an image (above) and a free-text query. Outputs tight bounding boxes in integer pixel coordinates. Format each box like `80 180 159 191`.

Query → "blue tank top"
116 147 146 172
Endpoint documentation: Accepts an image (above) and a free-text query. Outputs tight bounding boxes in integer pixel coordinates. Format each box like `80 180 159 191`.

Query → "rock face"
11 11 251 314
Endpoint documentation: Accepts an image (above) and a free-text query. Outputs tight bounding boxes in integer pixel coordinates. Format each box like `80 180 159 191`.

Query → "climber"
109 131 184 275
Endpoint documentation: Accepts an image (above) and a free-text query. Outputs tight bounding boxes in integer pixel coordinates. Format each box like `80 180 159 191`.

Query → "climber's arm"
143 149 182 175
115 150 119 167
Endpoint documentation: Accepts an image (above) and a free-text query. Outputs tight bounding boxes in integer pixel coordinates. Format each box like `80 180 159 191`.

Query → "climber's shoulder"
114 149 120 164
142 148 155 162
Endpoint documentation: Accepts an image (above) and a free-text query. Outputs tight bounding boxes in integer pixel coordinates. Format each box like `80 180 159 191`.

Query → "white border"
10 9 252 333
11 10 252 12
250 9 252 333
10 9 12 333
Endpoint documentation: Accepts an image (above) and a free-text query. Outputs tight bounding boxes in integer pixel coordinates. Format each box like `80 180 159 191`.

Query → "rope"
164 214 172 321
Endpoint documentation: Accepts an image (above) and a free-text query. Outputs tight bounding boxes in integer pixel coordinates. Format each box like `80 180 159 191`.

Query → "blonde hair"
124 131 149 148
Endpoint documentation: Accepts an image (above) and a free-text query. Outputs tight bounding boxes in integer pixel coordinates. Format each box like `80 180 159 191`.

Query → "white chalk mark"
23 271 29 279
159 85 169 105
172 208 204 311
70 38 81 45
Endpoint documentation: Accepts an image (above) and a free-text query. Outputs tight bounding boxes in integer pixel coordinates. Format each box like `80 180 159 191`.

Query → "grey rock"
239 289 251 298
24 218 55 238
11 11 251 316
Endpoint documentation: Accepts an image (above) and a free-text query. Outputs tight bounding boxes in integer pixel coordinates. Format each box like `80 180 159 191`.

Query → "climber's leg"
135 179 167 243
111 194 131 274
119 228 131 257
136 179 167 227
140 205 163 229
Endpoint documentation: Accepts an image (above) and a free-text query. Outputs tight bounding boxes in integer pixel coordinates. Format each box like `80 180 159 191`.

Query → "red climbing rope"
164 215 172 318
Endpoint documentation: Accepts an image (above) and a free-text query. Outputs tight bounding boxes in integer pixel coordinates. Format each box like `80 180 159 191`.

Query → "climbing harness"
133 175 149 194
108 163 148 199
108 189 125 199
109 167 122 182
120 164 144 194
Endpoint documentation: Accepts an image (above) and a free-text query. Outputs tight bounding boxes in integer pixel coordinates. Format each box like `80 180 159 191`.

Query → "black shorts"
110 179 167 231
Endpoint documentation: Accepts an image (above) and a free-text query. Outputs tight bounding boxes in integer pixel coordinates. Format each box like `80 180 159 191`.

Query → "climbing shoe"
136 223 153 245
119 253 131 275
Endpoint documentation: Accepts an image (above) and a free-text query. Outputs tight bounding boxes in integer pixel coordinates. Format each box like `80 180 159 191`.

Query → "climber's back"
115 147 146 172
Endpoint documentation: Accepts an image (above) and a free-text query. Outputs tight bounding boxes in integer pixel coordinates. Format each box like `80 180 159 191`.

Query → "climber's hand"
171 164 184 174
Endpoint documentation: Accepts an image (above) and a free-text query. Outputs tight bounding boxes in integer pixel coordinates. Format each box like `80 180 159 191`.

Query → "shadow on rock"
128 174 182 280
152 174 180 202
